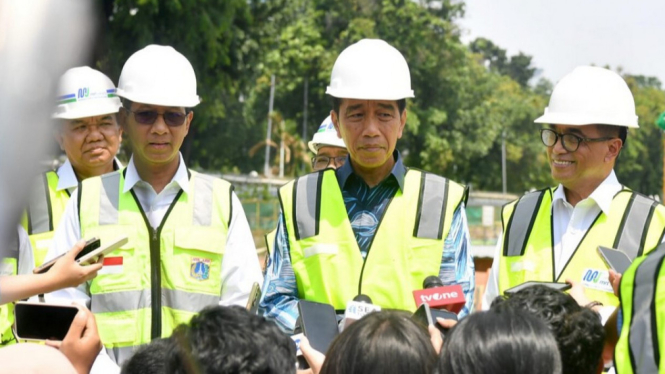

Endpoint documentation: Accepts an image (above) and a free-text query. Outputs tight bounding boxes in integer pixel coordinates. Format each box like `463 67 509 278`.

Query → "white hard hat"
534 66 638 128
53 67 122 119
308 115 346 153
117 45 200 107
326 39 414 100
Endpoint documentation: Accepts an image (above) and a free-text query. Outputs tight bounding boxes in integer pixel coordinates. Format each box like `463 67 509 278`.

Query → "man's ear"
605 138 622 162
331 110 342 138
54 122 65 151
397 109 407 139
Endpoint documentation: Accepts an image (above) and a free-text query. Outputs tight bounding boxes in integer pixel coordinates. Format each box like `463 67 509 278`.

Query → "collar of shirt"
551 170 622 216
123 153 190 194
56 158 123 193
336 150 406 191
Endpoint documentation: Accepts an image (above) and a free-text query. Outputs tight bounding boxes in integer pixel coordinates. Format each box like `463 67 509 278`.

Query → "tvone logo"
420 291 458 303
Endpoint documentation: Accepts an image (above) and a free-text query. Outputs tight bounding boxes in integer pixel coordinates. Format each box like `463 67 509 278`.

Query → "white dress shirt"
482 171 621 323
55 158 123 195
45 153 263 306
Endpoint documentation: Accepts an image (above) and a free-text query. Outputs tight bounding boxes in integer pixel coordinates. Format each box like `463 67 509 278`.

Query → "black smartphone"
13 302 79 341
33 237 100 274
412 303 458 336
597 246 632 274
297 300 339 354
503 281 572 296
245 282 261 315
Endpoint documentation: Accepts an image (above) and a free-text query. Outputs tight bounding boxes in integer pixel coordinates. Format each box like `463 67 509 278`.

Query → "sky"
458 0 665 85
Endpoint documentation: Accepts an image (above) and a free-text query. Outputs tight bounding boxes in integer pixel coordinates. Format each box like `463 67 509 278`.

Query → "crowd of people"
0 31 663 374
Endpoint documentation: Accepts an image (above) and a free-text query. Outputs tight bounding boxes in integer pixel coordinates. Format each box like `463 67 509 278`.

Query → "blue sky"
458 0 665 85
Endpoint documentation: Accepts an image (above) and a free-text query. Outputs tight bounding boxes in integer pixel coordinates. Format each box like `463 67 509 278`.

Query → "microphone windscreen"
353 294 372 303
423 275 444 289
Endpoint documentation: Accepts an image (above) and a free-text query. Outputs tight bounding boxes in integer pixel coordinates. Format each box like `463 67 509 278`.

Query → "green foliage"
97 0 665 195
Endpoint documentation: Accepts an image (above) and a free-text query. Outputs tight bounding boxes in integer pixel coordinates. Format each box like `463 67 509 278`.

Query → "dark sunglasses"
125 108 188 127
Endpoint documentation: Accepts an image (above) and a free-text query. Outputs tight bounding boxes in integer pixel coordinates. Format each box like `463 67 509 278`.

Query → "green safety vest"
279 168 468 311
0 232 21 346
498 187 665 307
78 169 232 365
21 171 70 267
615 243 665 374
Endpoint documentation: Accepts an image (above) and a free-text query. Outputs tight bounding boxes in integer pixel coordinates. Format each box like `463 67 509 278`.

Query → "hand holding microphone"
412 276 463 336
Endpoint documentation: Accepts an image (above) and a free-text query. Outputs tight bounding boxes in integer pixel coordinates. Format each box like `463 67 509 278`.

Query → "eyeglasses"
540 128 615 152
311 155 347 170
125 108 188 127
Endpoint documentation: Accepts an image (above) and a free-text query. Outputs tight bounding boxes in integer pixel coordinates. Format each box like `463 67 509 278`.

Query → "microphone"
339 294 381 331
412 276 465 314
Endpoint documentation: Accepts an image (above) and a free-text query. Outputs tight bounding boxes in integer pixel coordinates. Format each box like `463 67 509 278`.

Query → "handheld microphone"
339 294 381 331
412 276 465 314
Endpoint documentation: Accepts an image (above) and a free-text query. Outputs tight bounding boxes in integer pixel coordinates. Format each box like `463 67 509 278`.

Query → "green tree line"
94 0 665 197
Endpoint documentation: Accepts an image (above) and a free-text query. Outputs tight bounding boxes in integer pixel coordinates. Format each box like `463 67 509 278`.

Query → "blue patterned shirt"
259 153 475 332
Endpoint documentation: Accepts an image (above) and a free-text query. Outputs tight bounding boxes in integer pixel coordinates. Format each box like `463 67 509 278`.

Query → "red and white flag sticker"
99 256 123 275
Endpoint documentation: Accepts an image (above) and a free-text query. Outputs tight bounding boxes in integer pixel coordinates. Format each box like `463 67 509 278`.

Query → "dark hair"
121 338 173 374
597 124 628 148
331 97 406 117
166 305 296 374
438 309 562 374
320 311 437 374
491 285 605 374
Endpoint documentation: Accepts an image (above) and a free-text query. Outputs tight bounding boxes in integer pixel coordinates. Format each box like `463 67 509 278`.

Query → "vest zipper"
148 226 161 340
129 188 184 341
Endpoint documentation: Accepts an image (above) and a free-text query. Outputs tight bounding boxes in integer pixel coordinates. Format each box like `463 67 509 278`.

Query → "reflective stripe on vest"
282 169 467 311
79 170 231 365
0 232 21 346
22 171 70 267
616 244 665 374
293 170 459 242
498 189 665 307
505 190 655 261
614 193 661 259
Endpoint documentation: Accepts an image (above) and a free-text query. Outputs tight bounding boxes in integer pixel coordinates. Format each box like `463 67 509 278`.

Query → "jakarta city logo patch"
190 257 211 281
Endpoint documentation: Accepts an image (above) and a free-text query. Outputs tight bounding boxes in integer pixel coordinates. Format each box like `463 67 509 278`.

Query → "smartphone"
33 237 100 274
245 282 261 314
297 300 339 354
503 281 572 296
77 236 128 266
597 246 632 274
412 303 458 336
13 302 79 341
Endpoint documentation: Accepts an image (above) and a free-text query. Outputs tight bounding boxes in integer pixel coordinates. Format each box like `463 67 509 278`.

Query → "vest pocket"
170 227 225 294
86 225 139 293
96 311 137 346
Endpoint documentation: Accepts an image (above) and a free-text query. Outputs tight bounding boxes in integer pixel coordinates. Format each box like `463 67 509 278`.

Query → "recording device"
13 302 79 341
33 237 100 274
297 300 339 354
412 303 458 336
245 282 261 314
597 246 632 274
412 275 465 314
503 281 572 296
339 294 381 331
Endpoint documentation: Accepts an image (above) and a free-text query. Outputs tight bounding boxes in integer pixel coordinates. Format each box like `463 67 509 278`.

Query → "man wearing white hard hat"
482 66 665 319
45 45 262 365
309 115 348 171
260 39 475 332
22 66 124 268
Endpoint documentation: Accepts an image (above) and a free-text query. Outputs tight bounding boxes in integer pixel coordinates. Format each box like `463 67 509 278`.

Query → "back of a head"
438 309 562 374
167 305 295 374
122 338 173 374
491 285 605 374
320 310 437 374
